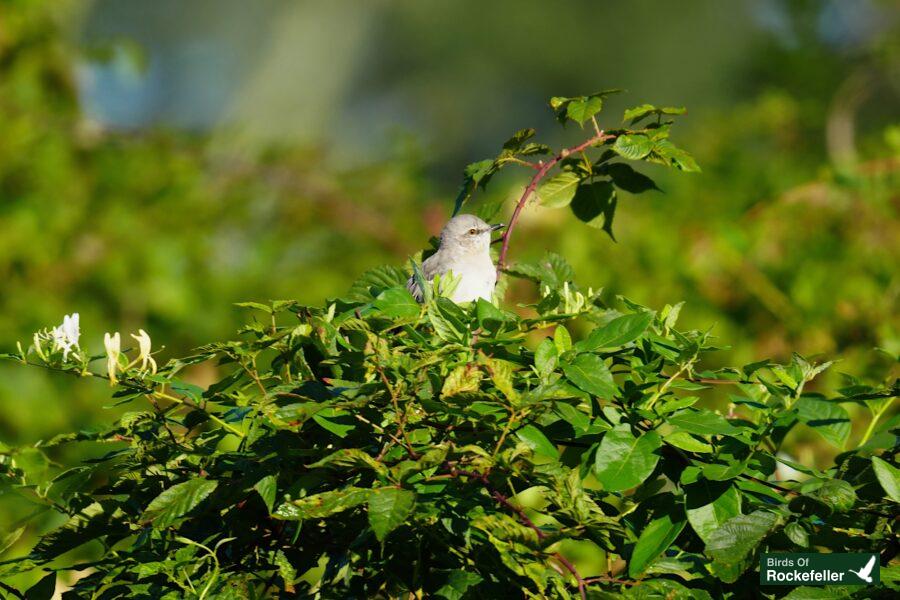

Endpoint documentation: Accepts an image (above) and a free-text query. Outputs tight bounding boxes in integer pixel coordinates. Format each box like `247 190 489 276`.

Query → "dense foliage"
1 95 898 598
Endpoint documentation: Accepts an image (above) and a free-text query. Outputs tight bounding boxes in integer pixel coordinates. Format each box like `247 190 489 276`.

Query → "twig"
377 366 419 459
552 552 587 600
497 130 615 269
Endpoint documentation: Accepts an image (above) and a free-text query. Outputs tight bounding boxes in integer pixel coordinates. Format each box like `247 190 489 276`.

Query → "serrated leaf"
651 139 701 172
593 425 661 491
705 511 781 583
570 181 617 239
566 96 604 125
538 172 581 208
604 162 660 194
373 287 420 319
346 265 409 302
872 457 900 502
562 353 615 398
623 104 686 124
613 134 654 160
143 478 218 528
368 488 416 541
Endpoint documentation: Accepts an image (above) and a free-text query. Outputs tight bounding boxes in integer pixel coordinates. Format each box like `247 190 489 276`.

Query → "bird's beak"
489 223 506 232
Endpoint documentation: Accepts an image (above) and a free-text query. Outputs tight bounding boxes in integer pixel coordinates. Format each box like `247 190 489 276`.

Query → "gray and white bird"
407 214 505 303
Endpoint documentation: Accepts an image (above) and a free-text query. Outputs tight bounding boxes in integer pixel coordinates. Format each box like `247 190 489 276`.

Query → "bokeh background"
1 0 898 585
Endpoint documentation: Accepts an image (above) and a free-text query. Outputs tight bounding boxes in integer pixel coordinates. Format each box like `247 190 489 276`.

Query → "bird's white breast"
448 255 496 303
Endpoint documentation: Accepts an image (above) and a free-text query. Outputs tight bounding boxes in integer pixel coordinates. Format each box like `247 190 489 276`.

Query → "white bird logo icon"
847 555 877 583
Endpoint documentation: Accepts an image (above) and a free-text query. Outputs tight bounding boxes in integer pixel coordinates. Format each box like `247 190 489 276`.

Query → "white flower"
104 332 121 384
51 313 80 361
130 329 157 374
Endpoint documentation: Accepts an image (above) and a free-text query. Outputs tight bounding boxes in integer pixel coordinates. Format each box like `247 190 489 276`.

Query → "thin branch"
497 130 615 269
553 552 587 600
377 365 419 459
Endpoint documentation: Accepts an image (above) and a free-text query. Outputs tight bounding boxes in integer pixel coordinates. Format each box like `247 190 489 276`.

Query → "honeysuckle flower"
130 329 157 374
104 332 121 384
51 313 80 361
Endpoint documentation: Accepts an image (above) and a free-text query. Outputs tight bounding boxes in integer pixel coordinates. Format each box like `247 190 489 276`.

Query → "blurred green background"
0 0 898 583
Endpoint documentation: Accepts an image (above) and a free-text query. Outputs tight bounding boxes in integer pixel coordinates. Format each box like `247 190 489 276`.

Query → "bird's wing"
407 253 443 302
860 556 876 577
406 273 423 302
420 252 444 280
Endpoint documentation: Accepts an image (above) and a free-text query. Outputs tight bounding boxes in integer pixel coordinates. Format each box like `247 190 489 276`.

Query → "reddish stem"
497 131 615 269
553 552 588 600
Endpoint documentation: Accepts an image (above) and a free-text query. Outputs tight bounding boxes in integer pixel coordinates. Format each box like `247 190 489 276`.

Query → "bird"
407 214 505 303
847 555 876 583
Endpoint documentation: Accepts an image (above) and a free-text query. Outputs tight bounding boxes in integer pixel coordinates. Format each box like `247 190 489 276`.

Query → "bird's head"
439 214 505 255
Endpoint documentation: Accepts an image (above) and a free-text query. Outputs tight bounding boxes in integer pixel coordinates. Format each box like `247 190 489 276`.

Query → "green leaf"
273 549 296 590
813 479 856 512
435 570 484 600
570 181 617 239
312 408 356 438
309 448 389 475
613 134 654 160
475 298 513 329
593 425 661 492
368 488 416 541
538 172 581 208
373 287 420 319
25 572 56 600
0 527 25 555
516 424 559 460
629 507 687 577
685 480 742 544
795 396 850 448
667 409 743 438
705 511 781 583
254 475 278 514
604 162 659 194
562 353 615 398
566 95 604 125
534 338 558 378
279 487 372 520
574 312 653 352
651 139 701 172
872 457 900 502
664 431 712 453
143 478 218 528
442 365 483 397
784 522 810 548
623 104 686 124
346 265 409 302
507 252 575 288
554 324 572 354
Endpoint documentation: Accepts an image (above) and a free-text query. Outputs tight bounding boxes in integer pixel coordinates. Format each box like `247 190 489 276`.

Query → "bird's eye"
468 228 477 235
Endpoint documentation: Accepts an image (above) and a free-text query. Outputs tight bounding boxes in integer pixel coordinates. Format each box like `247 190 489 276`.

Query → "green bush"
1 96 897 598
